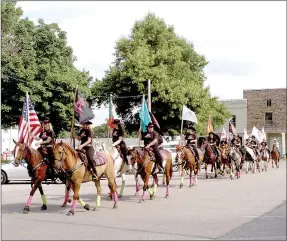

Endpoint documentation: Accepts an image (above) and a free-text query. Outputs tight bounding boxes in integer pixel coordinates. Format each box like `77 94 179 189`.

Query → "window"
231 115 236 127
265 112 273 124
266 99 272 106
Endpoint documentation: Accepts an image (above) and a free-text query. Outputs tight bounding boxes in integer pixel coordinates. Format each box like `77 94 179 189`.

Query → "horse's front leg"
150 174 158 200
135 174 140 196
179 165 184 189
214 161 218 179
118 172 126 198
23 179 41 214
139 175 151 203
189 168 193 188
205 163 208 179
62 181 72 207
38 183 47 211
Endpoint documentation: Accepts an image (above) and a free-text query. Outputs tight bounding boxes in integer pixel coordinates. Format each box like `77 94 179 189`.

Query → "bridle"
15 144 26 164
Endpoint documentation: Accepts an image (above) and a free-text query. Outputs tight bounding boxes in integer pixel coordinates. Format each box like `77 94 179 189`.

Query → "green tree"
91 13 230 135
93 123 108 138
1 0 93 135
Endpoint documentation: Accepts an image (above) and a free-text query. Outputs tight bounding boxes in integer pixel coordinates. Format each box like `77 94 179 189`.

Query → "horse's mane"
56 142 79 159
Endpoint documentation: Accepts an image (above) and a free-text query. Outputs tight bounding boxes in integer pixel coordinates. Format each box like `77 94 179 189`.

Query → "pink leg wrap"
166 185 170 195
141 191 146 200
113 192 118 204
71 200 77 211
64 190 69 203
136 183 140 192
190 175 193 185
26 196 33 207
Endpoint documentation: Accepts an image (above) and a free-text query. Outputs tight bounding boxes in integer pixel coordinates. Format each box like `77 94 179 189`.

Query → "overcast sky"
17 1 286 126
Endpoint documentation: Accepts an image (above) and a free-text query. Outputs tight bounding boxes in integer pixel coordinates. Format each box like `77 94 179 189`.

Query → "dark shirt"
220 140 227 146
251 139 258 147
79 128 92 145
39 130 55 146
112 128 124 143
142 131 159 146
207 136 219 146
185 133 197 145
158 135 163 146
261 141 267 147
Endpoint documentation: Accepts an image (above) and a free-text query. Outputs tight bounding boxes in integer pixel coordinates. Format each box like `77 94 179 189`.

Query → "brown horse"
271 144 280 168
12 139 69 214
128 147 173 202
219 144 231 175
202 141 218 179
175 146 199 189
53 141 118 215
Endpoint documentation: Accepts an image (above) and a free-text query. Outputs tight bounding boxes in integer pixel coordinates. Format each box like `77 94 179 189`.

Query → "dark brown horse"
175 146 199 188
128 147 173 202
202 140 218 179
219 144 231 175
13 139 69 214
271 143 280 168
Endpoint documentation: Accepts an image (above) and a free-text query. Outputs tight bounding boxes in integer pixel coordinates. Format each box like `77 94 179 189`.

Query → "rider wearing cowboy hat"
30 117 55 177
111 119 132 172
185 125 199 162
207 132 220 157
74 120 97 179
142 122 164 172
261 138 270 155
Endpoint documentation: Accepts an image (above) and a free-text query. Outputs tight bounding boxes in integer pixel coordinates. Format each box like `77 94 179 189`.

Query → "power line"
2 73 143 99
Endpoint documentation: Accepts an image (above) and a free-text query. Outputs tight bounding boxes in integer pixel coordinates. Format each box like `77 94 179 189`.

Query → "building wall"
214 99 247 136
243 88 287 133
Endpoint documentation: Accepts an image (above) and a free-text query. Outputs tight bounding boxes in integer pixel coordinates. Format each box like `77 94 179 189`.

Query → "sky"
17 1 286 126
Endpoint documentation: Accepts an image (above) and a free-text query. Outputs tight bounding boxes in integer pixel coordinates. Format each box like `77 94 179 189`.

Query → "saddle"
76 149 88 168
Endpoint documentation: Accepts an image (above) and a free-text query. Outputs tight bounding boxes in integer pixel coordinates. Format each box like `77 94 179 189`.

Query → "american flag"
18 95 41 144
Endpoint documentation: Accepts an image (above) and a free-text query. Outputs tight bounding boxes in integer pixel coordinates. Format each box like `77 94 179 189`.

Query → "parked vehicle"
1 160 63 184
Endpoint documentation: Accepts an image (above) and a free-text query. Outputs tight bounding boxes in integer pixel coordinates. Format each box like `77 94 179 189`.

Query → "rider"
185 125 199 163
273 139 281 156
32 117 55 177
231 135 241 148
250 135 260 157
220 138 228 148
142 122 164 172
207 132 220 157
111 119 132 172
74 120 97 179
158 132 164 150
261 138 270 155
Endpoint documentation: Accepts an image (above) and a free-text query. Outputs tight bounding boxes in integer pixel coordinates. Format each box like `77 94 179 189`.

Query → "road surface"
1 161 286 240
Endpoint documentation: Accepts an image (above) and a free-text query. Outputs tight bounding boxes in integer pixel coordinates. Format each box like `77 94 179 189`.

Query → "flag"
74 88 94 124
18 95 41 144
206 116 213 135
182 105 198 123
107 95 114 128
149 111 161 132
228 120 237 136
244 129 249 141
139 97 151 132
220 128 227 140
251 126 264 142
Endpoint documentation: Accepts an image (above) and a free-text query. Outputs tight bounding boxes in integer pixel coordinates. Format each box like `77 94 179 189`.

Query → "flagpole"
70 85 78 148
180 104 184 146
148 79 151 112
138 95 145 147
107 94 112 145
26 92 31 146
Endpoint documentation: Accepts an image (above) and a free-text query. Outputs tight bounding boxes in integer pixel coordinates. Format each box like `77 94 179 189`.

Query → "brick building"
243 88 287 155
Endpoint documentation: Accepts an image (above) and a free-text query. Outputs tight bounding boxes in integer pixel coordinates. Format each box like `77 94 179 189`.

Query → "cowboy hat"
112 119 120 124
82 120 93 125
146 122 154 128
187 125 196 131
42 116 50 124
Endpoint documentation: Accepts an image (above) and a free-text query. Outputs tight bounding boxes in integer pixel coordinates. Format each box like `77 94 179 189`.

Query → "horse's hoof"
118 194 123 198
162 182 166 186
84 204 90 211
150 194 156 200
92 207 99 211
23 206 30 214
107 196 112 200
189 184 193 188
67 210 74 216
41 204 47 211
179 184 183 189
135 192 138 196
113 203 119 209
151 184 154 188
61 203 67 208
68 199 72 203
138 199 145 203
165 194 169 198
206 175 208 179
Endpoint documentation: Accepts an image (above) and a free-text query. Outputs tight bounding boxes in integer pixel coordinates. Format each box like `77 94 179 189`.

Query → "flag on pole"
220 128 227 140
107 95 115 128
251 126 264 142
182 105 198 123
228 120 237 136
139 97 151 132
244 129 249 141
74 88 94 124
18 95 41 144
206 116 213 135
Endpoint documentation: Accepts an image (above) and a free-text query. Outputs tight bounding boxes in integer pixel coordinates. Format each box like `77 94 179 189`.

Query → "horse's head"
175 145 185 162
127 147 140 167
53 141 76 170
13 139 27 167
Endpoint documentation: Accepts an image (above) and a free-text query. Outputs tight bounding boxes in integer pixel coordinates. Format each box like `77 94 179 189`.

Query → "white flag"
244 129 249 141
221 128 227 140
182 105 198 124
251 126 264 142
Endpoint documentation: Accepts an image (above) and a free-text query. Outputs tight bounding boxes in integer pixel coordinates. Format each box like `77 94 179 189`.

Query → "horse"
175 146 199 188
260 147 270 171
128 147 173 202
241 145 257 174
12 139 69 214
53 141 118 215
271 144 280 168
229 146 242 179
202 140 218 179
218 144 231 176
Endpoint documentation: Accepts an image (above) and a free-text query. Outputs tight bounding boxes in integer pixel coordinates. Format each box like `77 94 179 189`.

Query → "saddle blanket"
93 152 107 166
159 149 170 160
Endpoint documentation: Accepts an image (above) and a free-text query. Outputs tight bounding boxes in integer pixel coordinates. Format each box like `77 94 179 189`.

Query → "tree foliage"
91 13 231 135
1 0 92 135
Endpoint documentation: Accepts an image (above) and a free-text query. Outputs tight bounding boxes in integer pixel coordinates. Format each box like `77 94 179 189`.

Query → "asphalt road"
1 162 286 240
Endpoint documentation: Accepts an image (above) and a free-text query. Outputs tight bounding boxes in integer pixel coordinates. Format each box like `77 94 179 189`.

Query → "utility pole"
148 79 151 112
